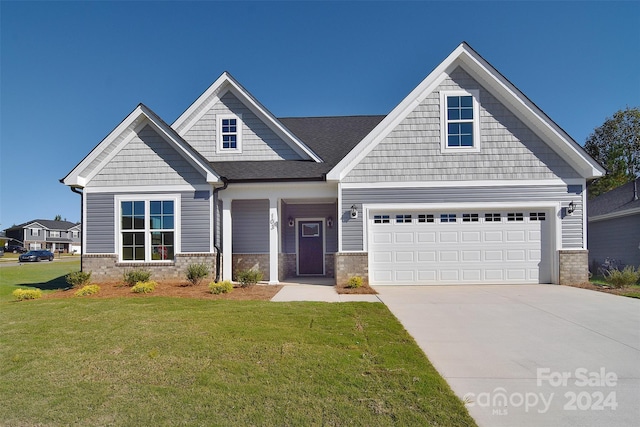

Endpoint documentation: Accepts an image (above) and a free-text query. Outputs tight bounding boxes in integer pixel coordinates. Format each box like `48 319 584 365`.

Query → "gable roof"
62 104 220 187
588 178 640 220
5 219 79 232
326 42 605 181
172 72 323 163
209 116 384 182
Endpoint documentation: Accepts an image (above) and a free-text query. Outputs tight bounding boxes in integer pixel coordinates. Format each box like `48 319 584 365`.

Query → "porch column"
222 200 233 281
268 197 279 284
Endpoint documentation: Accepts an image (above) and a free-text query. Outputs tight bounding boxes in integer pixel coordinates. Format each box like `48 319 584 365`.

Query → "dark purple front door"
298 221 324 275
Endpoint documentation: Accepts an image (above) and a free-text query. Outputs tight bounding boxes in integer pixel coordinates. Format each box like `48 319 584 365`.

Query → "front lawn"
0 298 476 426
0 259 80 301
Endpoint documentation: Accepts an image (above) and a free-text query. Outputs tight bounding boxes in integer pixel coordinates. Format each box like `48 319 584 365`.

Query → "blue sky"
1 1 639 229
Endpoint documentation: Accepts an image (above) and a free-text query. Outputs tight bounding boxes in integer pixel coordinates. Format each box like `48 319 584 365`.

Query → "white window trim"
216 113 243 153
50 231 60 238
440 89 481 153
114 194 181 263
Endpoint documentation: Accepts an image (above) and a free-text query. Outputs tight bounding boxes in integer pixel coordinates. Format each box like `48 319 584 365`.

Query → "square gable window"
217 114 242 153
440 90 480 153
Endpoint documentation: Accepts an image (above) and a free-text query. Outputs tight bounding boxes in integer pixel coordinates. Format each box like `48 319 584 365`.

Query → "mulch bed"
335 284 378 295
46 281 283 301
565 281 639 297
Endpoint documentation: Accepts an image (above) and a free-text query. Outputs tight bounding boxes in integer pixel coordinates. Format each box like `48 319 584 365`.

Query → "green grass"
0 297 476 426
0 259 80 301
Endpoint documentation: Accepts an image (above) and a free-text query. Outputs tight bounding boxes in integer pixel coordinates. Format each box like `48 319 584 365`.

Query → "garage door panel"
369 209 550 285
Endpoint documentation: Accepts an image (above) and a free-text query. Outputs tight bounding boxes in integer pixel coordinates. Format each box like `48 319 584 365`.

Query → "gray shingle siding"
344 67 580 183
88 125 207 187
341 185 582 251
231 199 269 253
182 91 302 162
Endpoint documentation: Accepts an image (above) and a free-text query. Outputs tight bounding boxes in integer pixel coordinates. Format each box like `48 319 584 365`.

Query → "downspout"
212 177 229 282
70 186 84 272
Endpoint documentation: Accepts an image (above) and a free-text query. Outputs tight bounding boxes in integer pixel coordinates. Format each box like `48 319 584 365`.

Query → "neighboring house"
62 43 604 286
587 178 640 270
4 220 82 253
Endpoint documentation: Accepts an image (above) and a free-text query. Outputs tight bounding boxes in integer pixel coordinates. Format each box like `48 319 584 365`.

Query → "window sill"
116 261 176 267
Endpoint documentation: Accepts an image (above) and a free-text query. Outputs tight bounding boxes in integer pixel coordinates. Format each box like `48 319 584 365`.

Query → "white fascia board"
340 179 569 189
328 43 605 182
84 184 212 194
456 48 605 179
62 104 148 187
172 72 322 163
588 207 640 223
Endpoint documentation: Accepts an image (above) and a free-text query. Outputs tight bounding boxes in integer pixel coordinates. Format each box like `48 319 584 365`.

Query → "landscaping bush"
346 276 363 289
131 281 158 294
605 266 640 289
74 285 100 297
236 268 263 287
208 280 234 295
12 288 42 301
123 269 151 287
186 263 209 286
65 271 92 288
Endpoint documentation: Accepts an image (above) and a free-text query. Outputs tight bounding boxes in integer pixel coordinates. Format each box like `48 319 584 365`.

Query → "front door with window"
298 221 324 275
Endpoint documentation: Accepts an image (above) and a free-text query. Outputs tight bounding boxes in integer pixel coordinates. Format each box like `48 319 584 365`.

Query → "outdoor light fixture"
288 216 294 227
350 205 358 219
567 201 575 215
327 216 333 228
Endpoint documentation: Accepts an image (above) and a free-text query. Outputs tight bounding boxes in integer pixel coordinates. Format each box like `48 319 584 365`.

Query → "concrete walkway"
376 285 640 427
270 280 381 302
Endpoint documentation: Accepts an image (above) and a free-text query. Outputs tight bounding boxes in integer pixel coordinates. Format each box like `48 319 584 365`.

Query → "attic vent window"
440 90 480 153
217 114 242 153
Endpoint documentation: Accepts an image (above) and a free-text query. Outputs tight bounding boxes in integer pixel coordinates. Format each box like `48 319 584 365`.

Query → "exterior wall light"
288 216 294 227
327 216 333 228
567 201 575 215
350 205 358 219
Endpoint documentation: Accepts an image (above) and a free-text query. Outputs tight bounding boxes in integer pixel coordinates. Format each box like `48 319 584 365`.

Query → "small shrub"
74 285 100 297
13 288 42 301
605 266 640 289
65 271 92 288
186 263 210 286
123 269 151 287
131 281 158 294
236 268 263 287
209 280 234 295
346 276 363 289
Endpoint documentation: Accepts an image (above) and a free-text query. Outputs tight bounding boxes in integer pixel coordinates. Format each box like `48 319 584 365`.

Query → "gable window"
217 114 242 153
30 228 40 236
440 90 480 153
72 231 80 238
118 196 178 262
50 231 60 238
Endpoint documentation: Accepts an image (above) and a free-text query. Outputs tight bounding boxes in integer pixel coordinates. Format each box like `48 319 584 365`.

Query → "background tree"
54 214 62 221
584 106 640 198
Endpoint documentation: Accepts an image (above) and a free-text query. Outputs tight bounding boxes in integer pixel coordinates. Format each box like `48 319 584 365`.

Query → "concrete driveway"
376 285 640 427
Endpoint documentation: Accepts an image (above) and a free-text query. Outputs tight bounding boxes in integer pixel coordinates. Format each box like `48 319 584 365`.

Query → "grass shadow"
15 274 71 291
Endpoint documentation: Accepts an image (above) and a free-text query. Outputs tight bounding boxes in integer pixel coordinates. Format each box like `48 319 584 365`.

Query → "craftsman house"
62 43 604 285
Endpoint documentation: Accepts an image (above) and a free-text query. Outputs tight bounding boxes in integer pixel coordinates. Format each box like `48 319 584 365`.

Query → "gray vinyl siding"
181 191 211 253
85 191 213 254
182 91 302 161
86 193 115 253
88 125 207 187
281 202 338 253
588 214 640 268
341 185 583 251
231 199 269 253
344 67 580 183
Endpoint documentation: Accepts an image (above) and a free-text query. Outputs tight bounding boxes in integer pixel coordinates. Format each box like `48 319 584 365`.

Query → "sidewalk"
271 283 381 302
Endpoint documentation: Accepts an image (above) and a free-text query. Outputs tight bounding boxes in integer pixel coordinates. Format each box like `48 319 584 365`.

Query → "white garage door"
369 210 551 285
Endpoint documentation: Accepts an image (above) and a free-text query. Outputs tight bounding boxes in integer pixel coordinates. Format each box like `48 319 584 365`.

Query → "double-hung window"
217 114 242 153
440 90 480 152
119 196 178 262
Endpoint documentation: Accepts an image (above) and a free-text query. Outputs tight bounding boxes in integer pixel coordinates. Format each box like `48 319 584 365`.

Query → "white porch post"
222 200 233 281
268 197 279 284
